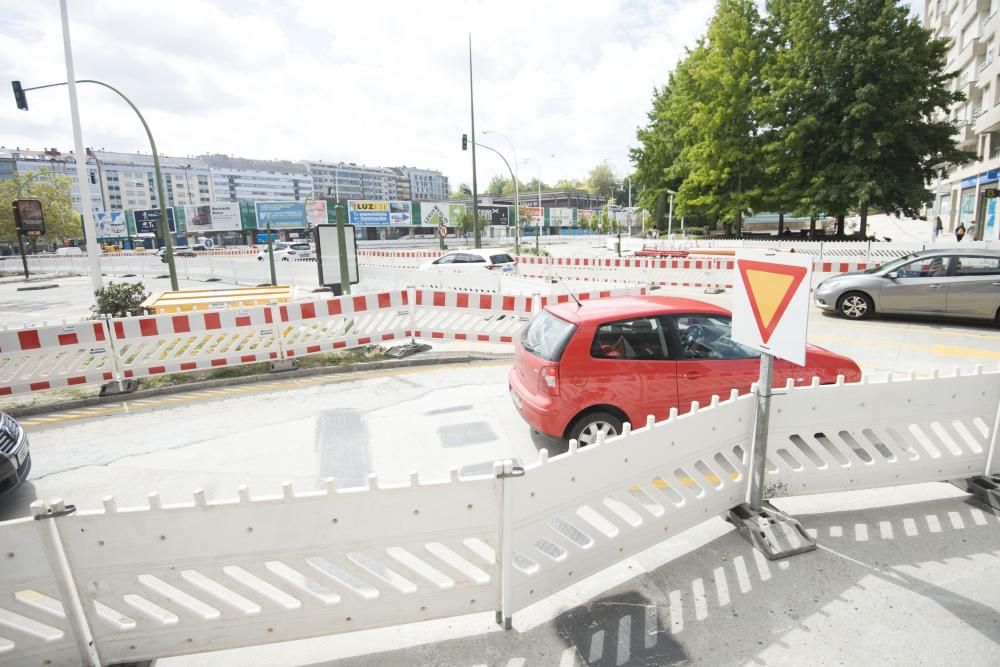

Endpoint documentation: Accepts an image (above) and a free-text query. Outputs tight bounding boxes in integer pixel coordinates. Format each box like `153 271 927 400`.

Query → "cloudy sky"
2 0 922 190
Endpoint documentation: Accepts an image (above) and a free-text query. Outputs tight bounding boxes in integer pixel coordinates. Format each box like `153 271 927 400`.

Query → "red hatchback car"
509 295 862 444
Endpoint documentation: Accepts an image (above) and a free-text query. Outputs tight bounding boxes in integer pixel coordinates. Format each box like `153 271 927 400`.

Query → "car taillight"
539 365 560 396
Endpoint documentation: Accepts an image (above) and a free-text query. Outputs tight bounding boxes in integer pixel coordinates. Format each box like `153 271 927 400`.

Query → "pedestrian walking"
935 217 943 239
955 223 966 242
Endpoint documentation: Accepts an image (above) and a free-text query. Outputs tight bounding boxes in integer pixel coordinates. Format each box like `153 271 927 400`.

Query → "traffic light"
12 81 27 111
462 134 468 151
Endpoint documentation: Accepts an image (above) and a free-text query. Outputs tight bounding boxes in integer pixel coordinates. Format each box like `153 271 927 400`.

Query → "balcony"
974 99 1000 132
954 120 977 146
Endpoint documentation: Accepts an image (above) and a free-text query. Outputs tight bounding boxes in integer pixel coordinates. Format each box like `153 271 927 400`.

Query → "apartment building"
395 166 449 201
928 0 1000 240
6 147 103 215
92 151 213 211
304 161 399 200
201 154 312 203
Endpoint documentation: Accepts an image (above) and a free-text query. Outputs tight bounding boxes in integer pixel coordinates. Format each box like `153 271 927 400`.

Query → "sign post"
728 249 816 559
12 199 45 279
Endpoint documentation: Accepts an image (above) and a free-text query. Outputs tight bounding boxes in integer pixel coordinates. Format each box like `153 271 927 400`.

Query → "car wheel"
838 292 874 320
257 257 263 261
567 411 623 446
281 257 289 262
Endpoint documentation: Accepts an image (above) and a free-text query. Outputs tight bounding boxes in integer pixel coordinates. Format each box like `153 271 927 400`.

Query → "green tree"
452 182 472 197
486 174 510 195
0 169 82 246
677 0 765 235
455 208 476 235
92 281 149 317
553 178 583 190
586 164 617 199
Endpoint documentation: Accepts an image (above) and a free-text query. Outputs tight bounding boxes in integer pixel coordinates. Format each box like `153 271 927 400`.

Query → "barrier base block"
269 359 298 373
956 475 1000 511
99 379 138 396
728 501 817 560
385 342 432 359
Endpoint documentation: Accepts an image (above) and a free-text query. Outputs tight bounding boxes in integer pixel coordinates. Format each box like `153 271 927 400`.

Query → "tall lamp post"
475 142 517 250
13 77 178 290
521 155 553 254
482 131 518 251
666 189 676 239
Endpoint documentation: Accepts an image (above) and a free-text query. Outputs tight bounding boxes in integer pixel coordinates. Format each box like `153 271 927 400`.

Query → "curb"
7 352 514 419
16 284 59 291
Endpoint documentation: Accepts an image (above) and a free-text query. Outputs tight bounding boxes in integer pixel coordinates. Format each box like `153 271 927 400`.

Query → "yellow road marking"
931 344 1000 360
809 316 1000 342
810 333 1000 359
18 361 510 428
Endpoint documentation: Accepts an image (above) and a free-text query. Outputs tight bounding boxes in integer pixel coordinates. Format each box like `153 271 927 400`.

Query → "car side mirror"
885 271 898 280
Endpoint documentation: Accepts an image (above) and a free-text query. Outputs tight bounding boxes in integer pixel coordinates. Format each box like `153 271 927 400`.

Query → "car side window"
591 317 668 360
459 254 486 263
953 256 1000 276
896 257 948 278
434 254 455 264
668 315 759 360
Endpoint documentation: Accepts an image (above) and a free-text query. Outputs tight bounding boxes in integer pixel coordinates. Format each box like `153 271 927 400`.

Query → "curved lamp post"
14 78 179 290
481 131 519 253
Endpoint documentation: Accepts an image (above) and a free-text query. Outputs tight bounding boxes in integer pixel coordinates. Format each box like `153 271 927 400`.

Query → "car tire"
281 257 289 262
566 411 623 446
837 291 874 320
257 257 263 262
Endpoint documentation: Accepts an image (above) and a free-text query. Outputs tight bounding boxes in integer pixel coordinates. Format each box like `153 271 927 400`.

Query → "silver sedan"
814 250 1000 323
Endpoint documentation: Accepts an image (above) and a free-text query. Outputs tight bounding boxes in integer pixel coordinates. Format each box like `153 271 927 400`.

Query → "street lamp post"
482 131 518 252
13 77 179 290
475 143 517 250
521 156 552 254
667 189 676 240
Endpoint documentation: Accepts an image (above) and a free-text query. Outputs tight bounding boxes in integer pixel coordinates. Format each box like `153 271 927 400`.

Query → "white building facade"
201 155 312 203
395 166 450 201
304 161 399 200
928 0 1000 241
10 148 103 216
91 151 213 211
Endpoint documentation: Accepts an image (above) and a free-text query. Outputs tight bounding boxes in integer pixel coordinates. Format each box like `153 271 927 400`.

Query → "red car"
509 295 862 444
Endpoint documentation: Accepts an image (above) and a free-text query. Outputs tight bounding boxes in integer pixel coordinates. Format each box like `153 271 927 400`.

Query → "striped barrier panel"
410 289 534 344
0 320 118 396
278 290 411 358
111 308 282 381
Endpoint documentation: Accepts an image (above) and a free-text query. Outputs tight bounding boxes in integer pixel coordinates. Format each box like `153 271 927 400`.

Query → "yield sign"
737 260 807 343
731 251 813 365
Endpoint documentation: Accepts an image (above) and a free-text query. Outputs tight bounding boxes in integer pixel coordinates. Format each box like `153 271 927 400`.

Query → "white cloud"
1 0 721 188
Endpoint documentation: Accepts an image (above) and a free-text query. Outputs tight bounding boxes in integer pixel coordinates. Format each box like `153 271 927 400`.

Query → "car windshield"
866 252 920 274
521 311 577 362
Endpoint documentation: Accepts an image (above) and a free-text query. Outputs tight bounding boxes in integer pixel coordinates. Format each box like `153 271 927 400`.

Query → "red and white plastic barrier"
0 321 117 396
279 290 411 358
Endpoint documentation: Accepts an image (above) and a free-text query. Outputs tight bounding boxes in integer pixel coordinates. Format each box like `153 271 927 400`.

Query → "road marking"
18 361 510 429
809 316 1000 342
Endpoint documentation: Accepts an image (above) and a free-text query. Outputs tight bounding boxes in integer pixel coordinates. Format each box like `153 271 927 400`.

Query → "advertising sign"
420 202 466 227
389 200 412 226
550 208 574 227
314 224 359 286
255 202 306 229
348 200 390 226
184 205 212 228
209 203 242 231
95 211 127 237
305 200 328 228
732 250 812 366
479 205 509 226
134 208 176 234
577 209 595 222
12 199 45 236
522 206 543 227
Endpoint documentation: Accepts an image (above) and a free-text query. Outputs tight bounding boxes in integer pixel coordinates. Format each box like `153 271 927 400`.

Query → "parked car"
814 250 1000 323
256 242 314 262
419 249 516 273
154 246 196 257
509 295 862 444
0 411 31 498
54 247 83 256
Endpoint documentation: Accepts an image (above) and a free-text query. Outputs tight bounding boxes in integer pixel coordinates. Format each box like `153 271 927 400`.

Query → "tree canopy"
632 0 974 236
0 170 82 245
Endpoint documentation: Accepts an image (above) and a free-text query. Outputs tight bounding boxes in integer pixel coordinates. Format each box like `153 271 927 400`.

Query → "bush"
92 281 149 318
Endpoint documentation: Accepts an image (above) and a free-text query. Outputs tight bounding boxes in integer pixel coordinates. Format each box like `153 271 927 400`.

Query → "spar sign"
731 250 812 366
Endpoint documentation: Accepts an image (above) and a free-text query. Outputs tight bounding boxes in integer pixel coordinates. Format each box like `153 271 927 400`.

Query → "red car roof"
546 295 730 325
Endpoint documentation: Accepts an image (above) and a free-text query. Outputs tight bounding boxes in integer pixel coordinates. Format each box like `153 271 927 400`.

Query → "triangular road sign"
736 259 808 344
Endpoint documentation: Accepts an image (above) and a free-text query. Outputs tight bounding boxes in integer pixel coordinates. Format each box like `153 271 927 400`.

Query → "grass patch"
296 347 385 369
515 246 550 257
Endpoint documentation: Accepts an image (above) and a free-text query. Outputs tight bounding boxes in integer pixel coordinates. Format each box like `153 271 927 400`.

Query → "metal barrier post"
31 499 102 666
496 459 515 630
269 302 294 372
748 353 774 510
98 315 136 396
407 285 417 342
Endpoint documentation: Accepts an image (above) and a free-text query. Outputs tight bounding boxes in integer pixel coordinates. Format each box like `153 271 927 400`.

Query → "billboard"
134 208 176 234
389 200 412 226
348 200 390 225
577 209 596 222
550 207 574 227
521 206 543 227
420 202 465 226
95 211 127 237
479 205 509 226
255 202 306 229
183 205 213 229
209 203 242 231
13 199 45 236
306 200 328 228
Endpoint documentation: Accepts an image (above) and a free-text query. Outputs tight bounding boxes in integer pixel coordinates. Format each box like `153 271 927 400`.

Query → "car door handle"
992 282 1000 286
929 284 944 289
